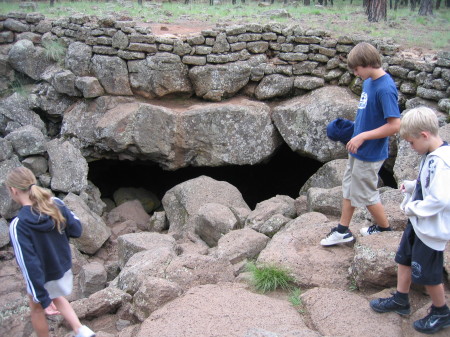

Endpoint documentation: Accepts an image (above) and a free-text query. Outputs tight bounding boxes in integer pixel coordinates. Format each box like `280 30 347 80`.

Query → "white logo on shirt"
358 92 368 109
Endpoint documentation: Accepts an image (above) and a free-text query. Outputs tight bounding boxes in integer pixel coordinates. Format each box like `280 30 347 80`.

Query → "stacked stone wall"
0 11 449 112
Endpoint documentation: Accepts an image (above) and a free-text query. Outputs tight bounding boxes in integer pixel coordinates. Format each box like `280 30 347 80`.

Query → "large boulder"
301 287 403 337
4 125 47 157
306 186 342 216
8 39 54 80
257 212 354 289
162 176 250 239
107 200 151 231
136 283 313 337
349 232 403 290
0 93 46 136
29 82 76 121
254 74 294 100
299 158 347 195
189 61 252 101
61 96 281 169
129 52 193 98
46 139 88 193
272 86 358 162
63 193 111 255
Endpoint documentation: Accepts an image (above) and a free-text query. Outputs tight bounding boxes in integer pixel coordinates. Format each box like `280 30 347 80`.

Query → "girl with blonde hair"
6 166 95 337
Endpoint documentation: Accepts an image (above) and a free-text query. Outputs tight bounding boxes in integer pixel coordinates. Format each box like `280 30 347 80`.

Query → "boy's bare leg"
425 284 447 307
52 296 82 334
340 198 356 227
397 264 412 293
366 202 390 228
28 296 49 337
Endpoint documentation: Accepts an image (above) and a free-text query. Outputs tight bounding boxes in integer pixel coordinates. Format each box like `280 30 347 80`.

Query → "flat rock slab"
137 283 312 337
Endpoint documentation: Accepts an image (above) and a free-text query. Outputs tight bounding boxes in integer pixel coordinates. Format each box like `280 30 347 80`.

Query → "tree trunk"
50 0 55 7
138 0 142 5
367 0 387 21
410 0 417 11
304 0 311 5
435 0 441 9
418 0 433 14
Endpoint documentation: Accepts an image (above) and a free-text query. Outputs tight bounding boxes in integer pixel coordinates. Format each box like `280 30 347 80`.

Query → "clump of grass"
288 287 305 313
246 261 294 293
42 39 66 63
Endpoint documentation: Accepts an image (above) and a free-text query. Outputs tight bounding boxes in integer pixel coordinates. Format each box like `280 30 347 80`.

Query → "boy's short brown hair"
347 42 382 71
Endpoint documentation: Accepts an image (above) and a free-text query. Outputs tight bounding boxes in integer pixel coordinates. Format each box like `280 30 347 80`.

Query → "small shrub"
246 261 294 293
42 39 66 63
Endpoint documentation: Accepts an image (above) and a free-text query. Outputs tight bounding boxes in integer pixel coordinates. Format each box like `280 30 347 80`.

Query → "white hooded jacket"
401 144 450 251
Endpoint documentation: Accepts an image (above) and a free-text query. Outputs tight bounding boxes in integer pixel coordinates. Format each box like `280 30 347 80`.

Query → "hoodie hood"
430 142 450 167
17 206 55 232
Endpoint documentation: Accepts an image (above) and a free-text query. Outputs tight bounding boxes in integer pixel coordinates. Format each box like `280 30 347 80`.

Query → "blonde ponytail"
6 167 66 233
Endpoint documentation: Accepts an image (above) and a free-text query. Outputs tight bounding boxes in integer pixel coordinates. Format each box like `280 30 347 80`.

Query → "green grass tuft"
288 287 305 313
246 261 294 293
42 39 66 63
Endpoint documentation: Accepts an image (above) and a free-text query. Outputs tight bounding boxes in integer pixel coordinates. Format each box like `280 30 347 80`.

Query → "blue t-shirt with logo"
351 73 401 162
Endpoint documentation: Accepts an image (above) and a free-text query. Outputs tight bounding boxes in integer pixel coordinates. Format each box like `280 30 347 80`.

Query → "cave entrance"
87 144 323 210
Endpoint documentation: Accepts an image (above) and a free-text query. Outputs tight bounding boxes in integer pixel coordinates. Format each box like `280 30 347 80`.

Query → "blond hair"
400 107 439 139
6 166 66 233
347 42 382 71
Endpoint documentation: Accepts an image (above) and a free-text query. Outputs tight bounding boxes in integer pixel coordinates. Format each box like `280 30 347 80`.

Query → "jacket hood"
17 206 56 232
430 143 450 167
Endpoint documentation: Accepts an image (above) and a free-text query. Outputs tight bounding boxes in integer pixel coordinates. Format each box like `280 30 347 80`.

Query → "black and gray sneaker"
370 295 411 316
360 224 392 236
414 306 450 334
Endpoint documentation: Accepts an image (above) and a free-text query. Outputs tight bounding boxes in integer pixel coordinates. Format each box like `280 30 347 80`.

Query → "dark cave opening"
87 144 324 210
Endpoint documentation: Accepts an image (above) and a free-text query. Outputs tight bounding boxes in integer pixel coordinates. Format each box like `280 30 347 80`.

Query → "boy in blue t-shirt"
321 42 401 246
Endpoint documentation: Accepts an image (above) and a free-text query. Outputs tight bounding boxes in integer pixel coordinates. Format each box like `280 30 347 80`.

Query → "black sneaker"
370 295 411 316
413 306 450 334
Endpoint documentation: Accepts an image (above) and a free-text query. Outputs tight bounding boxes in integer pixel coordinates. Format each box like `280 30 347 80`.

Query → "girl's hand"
44 302 60 315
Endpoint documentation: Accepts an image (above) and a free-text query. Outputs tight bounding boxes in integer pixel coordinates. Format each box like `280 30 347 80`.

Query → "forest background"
0 0 449 52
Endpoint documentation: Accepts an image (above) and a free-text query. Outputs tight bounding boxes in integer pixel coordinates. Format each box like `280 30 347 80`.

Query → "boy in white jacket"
370 107 450 334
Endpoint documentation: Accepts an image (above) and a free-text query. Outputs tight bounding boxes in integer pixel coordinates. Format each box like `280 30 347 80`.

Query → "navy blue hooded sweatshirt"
9 197 82 309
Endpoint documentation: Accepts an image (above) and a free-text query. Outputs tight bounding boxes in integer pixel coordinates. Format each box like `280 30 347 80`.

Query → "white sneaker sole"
320 236 354 246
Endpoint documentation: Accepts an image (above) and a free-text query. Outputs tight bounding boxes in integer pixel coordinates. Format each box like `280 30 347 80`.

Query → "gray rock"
8 39 54 80
3 18 29 32
79 181 106 217
71 287 132 321
75 76 105 98
117 232 176 268
349 232 403 290
29 82 76 120
273 86 358 162
79 261 107 297
245 195 296 235
162 176 250 240
136 283 308 337
0 156 22 219
52 69 81 97
91 55 133 95
148 211 168 232
0 138 13 161
0 218 10 248
216 228 269 264
300 158 348 195
108 200 151 231
21 155 48 177
307 186 342 216
302 287 402 337
194 203 240 247
63 193 111 255
0 92 46 135
47 139 88 193
129 52 193 98
254 74 293 100
293 75 325 90
211 33 230 53
131 277 183 322
5 125 47 157
189 61 251 101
